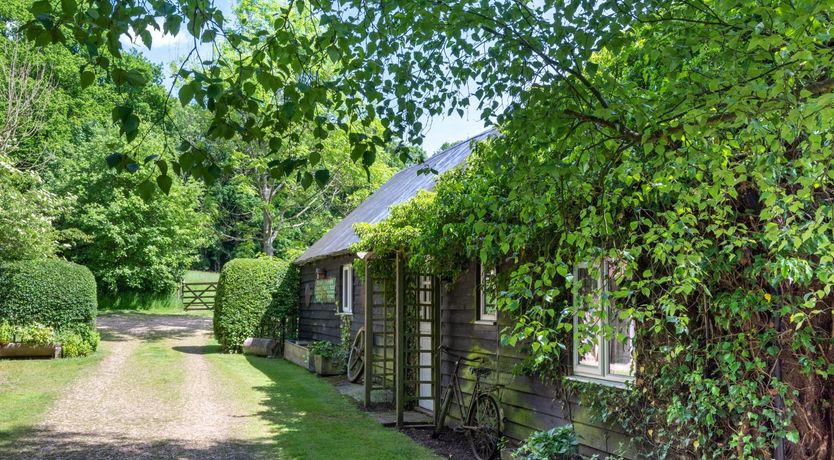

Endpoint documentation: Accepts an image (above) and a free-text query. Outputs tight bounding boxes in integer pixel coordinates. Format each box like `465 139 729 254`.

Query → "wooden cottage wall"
297 254 364 344
439 263 632 458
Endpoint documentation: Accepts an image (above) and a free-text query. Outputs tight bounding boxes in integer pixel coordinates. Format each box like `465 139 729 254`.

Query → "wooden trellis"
362 254 440 428
364 256 397 407
180 282 217 310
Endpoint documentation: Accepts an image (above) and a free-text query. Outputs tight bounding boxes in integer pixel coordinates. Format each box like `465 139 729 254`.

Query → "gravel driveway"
5 314 268 460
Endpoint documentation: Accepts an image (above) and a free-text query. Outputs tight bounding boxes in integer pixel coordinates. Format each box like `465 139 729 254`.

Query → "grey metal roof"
295 128 496 264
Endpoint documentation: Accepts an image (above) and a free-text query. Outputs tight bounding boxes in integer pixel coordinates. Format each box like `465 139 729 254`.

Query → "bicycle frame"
435 348 488 434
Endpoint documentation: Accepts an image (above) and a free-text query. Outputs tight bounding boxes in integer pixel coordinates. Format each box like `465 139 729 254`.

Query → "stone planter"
0 343 61 359
313 354 343 376
283 339 314 371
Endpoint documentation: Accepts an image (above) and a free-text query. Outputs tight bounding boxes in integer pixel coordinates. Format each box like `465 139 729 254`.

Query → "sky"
123 4 488 157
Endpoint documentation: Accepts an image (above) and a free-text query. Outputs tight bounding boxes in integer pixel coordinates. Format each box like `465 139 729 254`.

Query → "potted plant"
308 340 344 376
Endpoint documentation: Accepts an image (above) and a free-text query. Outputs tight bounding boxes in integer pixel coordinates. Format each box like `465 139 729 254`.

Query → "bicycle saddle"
471 366 492 377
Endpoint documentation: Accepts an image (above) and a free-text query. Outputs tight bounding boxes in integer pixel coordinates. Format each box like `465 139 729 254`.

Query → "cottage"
293 129 634 458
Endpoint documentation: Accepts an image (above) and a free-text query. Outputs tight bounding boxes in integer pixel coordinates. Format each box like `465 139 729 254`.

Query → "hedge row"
0 259 97 331
0 259 99 356
213 258 299 353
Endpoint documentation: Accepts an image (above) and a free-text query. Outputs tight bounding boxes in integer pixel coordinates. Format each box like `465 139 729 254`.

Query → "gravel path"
7 314 267 460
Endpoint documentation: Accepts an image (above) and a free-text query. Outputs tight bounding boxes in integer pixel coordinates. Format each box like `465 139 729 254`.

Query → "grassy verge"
205 350 440 459
0 351 104 448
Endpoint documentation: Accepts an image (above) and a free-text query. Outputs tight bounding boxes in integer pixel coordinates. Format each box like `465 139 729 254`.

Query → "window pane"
575 265 600 368
578 311 601 367
608 315 634 375
480 265 497 318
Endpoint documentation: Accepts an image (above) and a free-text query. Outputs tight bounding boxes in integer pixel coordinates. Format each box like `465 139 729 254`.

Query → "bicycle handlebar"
437 345 484 364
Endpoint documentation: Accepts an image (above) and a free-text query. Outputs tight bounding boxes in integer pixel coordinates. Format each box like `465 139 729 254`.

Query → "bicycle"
434 346 503 460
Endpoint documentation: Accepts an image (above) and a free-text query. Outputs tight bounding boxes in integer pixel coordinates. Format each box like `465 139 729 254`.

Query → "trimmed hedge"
214 258 299 353
0 259 97 331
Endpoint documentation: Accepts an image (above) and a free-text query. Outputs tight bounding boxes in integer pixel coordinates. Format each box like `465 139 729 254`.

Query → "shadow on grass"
0 428 272 460
239 356 437 460
172 344 223 355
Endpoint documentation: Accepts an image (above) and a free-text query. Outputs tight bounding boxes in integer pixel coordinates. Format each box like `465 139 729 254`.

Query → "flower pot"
0 343 62 359
313 355 343 376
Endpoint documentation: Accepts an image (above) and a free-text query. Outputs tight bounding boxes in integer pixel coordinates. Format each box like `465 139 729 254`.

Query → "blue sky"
124 2 487 156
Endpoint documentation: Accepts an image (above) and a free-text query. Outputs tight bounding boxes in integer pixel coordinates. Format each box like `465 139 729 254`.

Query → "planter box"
283 339 314 371
313 355 344 376
0 343 61 359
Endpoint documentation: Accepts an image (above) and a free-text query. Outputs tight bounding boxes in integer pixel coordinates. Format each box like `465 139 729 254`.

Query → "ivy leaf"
105 153 124 168
79 69 95 89
314 169 330 188
60 0 77 16
156 174 173 194
137 180 155 201
30 0 52 17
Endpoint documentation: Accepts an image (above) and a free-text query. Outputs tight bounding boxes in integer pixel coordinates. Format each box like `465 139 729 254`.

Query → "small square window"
340 264 353 314
477 264 497 322
572 261 634 384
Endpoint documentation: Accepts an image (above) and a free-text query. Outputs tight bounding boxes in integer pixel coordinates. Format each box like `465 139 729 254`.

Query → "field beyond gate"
180 282 217 310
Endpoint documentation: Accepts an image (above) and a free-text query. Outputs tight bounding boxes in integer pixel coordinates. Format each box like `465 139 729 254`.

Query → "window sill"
336 311 353 316
474 319 497 326
566 374 631 389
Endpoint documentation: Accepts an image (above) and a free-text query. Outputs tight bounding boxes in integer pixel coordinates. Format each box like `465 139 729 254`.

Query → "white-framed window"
340 264 353 314
477 264 497 322
572 261 634 383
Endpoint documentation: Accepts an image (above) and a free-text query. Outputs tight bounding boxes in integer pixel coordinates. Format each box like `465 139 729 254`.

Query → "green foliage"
20 323 54 346
265 264 301 322
59 326 99 358
308 340 337 359
0 260 96 334
0 321 12 345
55 128 212 294
0 166 59 262
0 322 56 346
214 258 295 353
513 425 578 460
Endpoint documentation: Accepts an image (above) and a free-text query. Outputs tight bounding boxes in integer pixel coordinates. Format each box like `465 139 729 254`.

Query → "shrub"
214 258 299 353
59 326 99 357
0 259 97 332
513 425 578 460
20 323 55 346
309 340 338 358
0 321 12 345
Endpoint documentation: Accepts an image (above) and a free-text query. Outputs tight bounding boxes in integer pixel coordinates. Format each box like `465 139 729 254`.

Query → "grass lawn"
206 348 440 459
0 350 105 449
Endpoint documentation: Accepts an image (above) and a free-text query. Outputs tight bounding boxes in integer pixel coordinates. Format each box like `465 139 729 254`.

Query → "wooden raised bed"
0 343 62 359
283 339 314 371
313 355 344 376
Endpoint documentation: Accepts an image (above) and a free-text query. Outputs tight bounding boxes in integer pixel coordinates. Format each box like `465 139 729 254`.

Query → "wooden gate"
180 282 218 310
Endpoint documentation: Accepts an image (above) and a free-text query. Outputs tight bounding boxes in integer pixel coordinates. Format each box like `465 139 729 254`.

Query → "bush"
214 258 299 353
0 259 97 333
513 425 578 460
309 340 338 358
0 260 98 357
60 326 99 357
0 322 55 346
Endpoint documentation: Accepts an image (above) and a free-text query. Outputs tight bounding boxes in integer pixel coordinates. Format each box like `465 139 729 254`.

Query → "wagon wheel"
466 393 501 460
347 327 365 382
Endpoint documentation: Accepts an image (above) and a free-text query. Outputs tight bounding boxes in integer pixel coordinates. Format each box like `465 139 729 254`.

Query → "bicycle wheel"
346 328 365 382
466 393 501 460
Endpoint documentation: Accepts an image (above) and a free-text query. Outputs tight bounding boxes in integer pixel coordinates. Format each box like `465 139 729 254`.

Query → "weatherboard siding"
297 255 364 344
438 264 634 457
